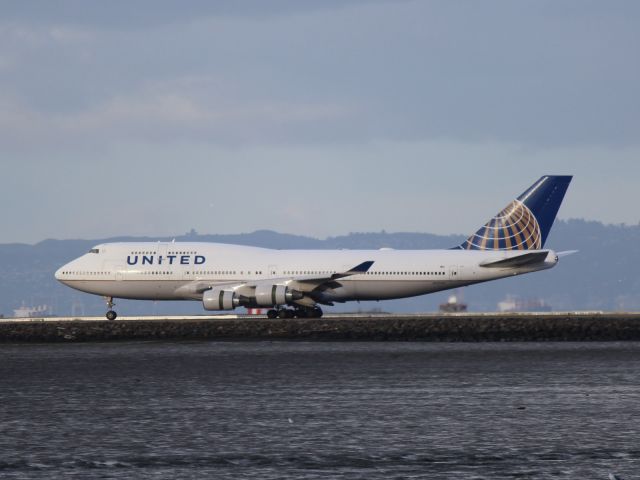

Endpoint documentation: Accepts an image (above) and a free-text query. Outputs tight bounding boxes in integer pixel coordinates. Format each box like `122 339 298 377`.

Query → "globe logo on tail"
462 200 542 250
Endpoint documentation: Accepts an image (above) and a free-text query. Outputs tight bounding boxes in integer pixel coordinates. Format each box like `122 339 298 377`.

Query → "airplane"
55 175 573 320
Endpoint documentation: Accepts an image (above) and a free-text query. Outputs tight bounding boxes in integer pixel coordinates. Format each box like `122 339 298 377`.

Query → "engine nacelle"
203 287 238 311
254 284 300 307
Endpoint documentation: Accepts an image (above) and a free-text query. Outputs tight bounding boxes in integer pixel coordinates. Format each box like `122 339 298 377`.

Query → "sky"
1 0 639 244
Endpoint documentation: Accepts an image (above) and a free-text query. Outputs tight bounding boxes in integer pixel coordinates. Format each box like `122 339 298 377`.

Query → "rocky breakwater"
1 313 640 342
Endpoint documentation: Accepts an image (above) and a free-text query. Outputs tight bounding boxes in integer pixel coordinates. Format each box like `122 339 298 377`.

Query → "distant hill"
0 219 638 316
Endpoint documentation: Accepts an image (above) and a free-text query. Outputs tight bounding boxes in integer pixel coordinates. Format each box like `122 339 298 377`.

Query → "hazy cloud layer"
1 1 638 242
2 1 639 149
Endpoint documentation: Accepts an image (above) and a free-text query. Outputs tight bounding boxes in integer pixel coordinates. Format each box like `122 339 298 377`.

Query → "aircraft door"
267 265 279 278
449 265 459 280
115 265 125 281
158 243 168 261
104 261 123 281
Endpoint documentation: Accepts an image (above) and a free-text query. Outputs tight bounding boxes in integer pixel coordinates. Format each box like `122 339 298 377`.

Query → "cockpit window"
89 248 100 254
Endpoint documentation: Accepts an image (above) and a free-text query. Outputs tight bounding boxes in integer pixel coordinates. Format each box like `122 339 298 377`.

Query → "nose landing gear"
104 297 117 321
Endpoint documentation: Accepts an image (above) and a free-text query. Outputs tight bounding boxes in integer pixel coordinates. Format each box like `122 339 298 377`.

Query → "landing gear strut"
105 297 117 321
266 307 323 319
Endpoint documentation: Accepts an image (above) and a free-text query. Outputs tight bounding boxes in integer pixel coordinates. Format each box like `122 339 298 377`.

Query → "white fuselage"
55 242 558 305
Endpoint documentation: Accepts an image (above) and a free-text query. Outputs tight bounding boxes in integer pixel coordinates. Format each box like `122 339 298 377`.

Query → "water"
0 341 638 479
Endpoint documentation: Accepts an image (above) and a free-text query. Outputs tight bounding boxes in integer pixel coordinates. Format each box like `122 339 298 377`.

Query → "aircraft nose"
55 264 68 282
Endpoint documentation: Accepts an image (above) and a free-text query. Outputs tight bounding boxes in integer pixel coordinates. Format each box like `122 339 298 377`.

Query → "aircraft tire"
106 310 117 321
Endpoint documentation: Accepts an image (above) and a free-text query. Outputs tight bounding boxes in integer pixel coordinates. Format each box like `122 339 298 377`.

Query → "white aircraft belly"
64 280 188 300
336 279 476 301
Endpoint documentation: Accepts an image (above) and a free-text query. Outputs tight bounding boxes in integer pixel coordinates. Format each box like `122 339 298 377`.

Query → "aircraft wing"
244 261 374 293
176 261 375 305
291 261 374 283
235 260 375 306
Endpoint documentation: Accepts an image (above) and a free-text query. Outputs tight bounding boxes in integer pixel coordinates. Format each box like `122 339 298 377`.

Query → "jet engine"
203 287 238 311
253 284 303 307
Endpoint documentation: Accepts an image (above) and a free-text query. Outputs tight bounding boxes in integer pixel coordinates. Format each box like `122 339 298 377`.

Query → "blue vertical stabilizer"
458 176 572 251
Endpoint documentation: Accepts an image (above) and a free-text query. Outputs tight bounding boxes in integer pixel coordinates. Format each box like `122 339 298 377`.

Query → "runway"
0 311 626 323
1 312 640 342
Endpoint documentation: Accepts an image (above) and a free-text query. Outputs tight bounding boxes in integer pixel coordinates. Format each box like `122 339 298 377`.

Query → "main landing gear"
105 297 117 321
266 306 323 319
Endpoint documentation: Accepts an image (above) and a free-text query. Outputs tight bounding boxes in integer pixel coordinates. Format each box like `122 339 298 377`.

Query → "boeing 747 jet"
56 176 573 319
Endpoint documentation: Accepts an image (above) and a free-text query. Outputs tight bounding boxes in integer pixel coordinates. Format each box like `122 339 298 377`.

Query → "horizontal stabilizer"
480 251 549 269
557 250 578 258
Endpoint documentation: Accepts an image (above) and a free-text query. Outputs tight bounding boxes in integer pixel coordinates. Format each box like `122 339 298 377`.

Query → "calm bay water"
0 341 638 479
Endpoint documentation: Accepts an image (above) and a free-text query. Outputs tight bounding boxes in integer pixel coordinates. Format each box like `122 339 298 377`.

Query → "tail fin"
458 175 572 251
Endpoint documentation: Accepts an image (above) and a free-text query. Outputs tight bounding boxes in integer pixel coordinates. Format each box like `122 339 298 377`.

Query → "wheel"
106 310 117 321
312 307 323 318
267 309 278 319
278 309 294 319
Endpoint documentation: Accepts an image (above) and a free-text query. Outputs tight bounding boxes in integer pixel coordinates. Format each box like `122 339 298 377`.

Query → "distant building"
71 301 85 317
13 304 53 318
497 295 551 313
440 292 468 313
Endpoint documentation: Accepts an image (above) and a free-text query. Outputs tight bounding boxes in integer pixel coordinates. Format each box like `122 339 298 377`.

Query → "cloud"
0 0 387 29
0 1 638 152
0 0 638 245
3 137 640 243
0 81 355 152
